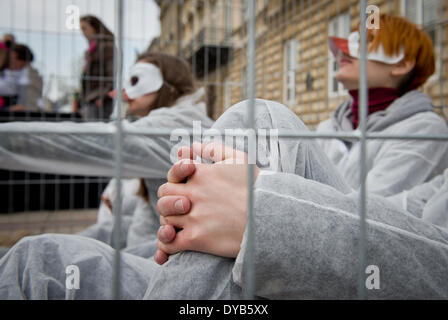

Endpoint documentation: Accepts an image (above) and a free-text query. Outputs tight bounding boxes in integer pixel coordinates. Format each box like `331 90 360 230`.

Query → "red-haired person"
152 14 448 297
317 14 445 196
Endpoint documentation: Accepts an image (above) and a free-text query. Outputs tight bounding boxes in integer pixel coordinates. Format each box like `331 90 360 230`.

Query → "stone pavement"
0 209 97 248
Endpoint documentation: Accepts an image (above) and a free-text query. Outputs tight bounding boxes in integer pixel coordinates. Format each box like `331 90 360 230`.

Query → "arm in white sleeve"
366 118 448 197
0 119 174 178
233 172 448 299
386 169 447 219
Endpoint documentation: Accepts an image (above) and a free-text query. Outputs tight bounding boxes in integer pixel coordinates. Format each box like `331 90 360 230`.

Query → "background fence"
0 0 447 299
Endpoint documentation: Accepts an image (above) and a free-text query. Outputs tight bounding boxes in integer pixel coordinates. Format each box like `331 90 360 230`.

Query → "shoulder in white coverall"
317 90 447 196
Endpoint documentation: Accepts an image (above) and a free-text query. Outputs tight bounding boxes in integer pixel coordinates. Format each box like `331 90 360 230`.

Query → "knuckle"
157 241 171 254
157 184 166 198
178 146 191 159
174 161 184 176
156 199 164 215
157 197 174 216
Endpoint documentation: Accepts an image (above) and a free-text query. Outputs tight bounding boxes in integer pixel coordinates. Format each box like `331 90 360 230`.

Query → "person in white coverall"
0 14 447 299
77 52 214 253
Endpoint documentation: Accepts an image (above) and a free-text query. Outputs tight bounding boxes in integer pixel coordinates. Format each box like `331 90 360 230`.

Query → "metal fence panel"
0 0 447 300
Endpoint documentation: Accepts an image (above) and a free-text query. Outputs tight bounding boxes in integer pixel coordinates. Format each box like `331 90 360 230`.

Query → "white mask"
124 62 164 99
348 31 404 64
329 31 405 65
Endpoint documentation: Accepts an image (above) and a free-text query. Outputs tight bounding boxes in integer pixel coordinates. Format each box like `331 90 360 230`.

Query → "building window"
401 0 438 26
401 0 440 82
327 11 350 97
225 0 232 42
284 38 298 107
243 0 256 21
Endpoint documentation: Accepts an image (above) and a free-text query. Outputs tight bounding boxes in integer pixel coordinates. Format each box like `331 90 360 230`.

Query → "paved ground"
0 209 98 248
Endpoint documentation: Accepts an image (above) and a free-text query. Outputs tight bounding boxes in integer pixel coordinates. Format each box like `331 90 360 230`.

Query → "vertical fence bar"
39 0 46 213
357 0 368 300
243 0 256 300
439 25 444 108
112 0 124 300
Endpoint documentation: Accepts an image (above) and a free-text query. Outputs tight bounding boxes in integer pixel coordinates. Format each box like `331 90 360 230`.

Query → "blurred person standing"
80 15 114 121
0 44 42 111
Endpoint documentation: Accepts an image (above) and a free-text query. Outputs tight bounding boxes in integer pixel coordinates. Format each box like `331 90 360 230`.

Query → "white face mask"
124 62 164 100
329 31 405 65
348 31 404 64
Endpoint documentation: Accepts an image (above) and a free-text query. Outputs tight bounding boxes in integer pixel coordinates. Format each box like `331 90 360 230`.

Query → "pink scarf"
83 40 98 73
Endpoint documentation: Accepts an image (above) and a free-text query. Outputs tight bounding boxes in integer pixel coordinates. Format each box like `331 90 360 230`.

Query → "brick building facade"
149 0 448 127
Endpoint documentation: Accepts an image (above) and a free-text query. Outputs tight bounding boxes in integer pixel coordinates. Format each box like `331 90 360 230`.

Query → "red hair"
364 14 435 93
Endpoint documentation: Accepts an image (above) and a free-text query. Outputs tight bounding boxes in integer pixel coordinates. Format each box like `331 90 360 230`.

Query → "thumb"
156 229 191 255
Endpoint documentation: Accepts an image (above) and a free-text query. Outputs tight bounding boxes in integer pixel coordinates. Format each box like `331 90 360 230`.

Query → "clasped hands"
154 142 260 265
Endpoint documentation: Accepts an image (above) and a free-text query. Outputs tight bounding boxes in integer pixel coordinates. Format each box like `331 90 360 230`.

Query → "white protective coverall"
317 90 448 196
95 178 140 224
0 99 447 299
387 169 448 229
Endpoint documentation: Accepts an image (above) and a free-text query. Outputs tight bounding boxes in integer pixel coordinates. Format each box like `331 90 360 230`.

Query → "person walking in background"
79 15 114 121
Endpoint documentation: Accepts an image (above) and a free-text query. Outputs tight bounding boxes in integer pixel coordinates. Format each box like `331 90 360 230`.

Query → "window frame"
327 11 350 98
401 0 440 83
284 37 298 107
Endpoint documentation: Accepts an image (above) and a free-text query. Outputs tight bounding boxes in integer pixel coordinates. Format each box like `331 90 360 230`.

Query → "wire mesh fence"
0 0 447 300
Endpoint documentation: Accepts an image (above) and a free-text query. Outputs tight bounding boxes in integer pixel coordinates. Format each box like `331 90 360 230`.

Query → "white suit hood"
331 90 435 136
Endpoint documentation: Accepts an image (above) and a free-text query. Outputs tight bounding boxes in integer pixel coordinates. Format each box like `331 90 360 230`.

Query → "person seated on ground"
0 44 42 112
317 14 446 196
151 142 448 299
79 52 214 254
0 52 214 254
0 141 447 299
